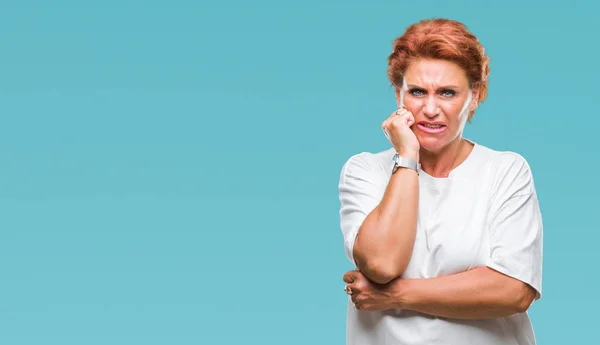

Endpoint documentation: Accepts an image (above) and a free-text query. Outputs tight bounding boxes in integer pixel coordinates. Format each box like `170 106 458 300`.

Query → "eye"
440 89 457 97
408 88 426 96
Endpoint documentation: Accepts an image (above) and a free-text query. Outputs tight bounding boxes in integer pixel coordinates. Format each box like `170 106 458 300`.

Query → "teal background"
0 0 596 344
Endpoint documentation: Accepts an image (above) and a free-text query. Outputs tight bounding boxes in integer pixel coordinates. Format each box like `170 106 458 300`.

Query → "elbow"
363 268 399 285
515 302 529 314
367 271 398 285
352 241 408 284
355 258 404 284
512 283 537 314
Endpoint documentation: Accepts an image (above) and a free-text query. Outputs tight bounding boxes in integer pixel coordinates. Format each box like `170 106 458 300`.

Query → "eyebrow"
407 84 461 89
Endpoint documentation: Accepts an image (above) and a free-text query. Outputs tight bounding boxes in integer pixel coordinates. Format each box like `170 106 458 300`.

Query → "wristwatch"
392 153 420 175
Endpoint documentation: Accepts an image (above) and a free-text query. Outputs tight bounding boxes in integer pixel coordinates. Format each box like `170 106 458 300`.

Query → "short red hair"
387 18 490 119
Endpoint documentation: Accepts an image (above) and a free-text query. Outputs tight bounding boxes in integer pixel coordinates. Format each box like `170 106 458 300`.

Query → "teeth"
423 124 442 128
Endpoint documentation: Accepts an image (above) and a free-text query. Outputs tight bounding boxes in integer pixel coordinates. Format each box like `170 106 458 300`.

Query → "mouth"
417 122 447 134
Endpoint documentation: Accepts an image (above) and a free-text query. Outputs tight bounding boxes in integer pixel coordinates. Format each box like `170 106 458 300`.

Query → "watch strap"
392 153 420 174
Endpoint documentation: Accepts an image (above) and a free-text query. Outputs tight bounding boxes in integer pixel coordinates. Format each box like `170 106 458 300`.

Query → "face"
396 58 478 154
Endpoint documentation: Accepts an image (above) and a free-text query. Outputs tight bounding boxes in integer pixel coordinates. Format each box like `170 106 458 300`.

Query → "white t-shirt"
338 139 543 345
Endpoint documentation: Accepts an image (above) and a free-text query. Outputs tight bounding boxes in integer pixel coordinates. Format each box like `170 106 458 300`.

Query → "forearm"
396 267 536 320
353 167 418 284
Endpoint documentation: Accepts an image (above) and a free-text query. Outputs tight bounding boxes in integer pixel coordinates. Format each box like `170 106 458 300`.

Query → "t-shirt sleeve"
338 154 385 267
486 153 544 300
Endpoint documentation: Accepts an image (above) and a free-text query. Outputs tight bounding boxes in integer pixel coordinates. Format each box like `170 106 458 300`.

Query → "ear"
467 88 480 122
469 88 480 111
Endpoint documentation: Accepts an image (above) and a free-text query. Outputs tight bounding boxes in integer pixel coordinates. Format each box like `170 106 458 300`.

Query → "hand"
343 270 401 312
382 108 420 160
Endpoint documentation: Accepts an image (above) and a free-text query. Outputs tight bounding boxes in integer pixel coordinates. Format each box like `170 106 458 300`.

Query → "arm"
353 167 418 284
394 266 537 319
395 156 543 318
338 154 418 284
344 153 543 317
343 267 536 317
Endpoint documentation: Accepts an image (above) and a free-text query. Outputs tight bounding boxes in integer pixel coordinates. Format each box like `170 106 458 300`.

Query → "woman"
338 18 543 345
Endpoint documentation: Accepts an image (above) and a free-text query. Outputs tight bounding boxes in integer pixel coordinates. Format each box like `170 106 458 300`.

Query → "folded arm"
344 153 543 318
394 266 538 319
339 154 419 284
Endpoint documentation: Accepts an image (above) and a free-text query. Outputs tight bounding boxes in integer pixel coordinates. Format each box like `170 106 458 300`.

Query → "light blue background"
0 0 597 344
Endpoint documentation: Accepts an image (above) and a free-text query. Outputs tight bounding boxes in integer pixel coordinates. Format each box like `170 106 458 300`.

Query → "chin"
417 137 449 154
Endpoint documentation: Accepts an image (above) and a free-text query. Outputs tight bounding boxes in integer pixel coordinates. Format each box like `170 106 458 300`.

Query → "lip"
417 121 447 134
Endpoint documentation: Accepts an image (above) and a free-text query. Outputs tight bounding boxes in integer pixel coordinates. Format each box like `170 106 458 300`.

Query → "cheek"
403 98 421 114
439 102 464 124
404 98 463 119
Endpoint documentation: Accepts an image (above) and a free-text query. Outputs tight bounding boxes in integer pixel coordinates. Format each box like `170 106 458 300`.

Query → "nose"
422 96 439 118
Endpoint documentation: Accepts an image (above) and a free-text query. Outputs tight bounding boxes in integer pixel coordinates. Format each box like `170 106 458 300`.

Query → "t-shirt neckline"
418 138 479 185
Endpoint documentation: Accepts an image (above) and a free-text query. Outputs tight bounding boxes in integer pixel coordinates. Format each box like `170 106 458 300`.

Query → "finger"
393 108 410 120
382 116 393 131
383 108 407 133
385 108 407 125
406 112 415 127
394 107 408 117
388 109 405 124
381 121 389 138
342 272 355 284
347 282 362 295
391 114 409 128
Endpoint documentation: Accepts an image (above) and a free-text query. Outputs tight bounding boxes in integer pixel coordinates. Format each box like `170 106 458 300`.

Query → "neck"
419 137 473 178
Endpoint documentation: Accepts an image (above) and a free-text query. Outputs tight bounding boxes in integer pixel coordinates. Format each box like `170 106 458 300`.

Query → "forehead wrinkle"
407 83 461 90
409 73 454 90
404 60 465 90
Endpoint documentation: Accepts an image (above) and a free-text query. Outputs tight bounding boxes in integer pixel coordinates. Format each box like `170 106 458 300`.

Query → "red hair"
387 18 490 118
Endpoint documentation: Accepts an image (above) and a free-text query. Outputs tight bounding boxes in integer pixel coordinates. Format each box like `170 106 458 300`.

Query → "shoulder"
474 142 536 196
476 143 532 175
339 147 395 182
